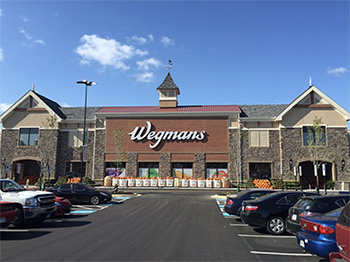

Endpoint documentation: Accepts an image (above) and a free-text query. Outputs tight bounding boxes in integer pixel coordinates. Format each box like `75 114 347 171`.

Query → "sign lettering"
129 121 206 149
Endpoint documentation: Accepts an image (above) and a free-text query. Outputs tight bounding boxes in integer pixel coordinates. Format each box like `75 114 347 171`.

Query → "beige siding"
281 107 347 127
3 111 53 128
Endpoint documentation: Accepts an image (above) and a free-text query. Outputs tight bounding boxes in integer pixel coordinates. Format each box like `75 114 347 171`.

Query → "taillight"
245 205 258 211
299 219 334 234
227 199 234 205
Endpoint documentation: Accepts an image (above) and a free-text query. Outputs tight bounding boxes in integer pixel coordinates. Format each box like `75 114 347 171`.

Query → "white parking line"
0 229 30 232
74 205 95 210
238 234 295 238
230 224 249 227
250 251 313 256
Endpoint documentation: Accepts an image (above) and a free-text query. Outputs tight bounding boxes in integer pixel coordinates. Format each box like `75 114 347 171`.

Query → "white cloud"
61 102 71 107
0 9 3 17
20 14 29 23
161 36 175 47
327 66 348 76
0 48 3 62
18 27 46 46
136 72 154 83
76 34 148 70
0 103 11 114
148 34 154 41
130 35 148 45
137 58 161 71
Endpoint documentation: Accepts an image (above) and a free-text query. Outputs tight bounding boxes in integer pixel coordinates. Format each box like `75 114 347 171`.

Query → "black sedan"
286 194 350 234
240 191 317 235
224 189 275 216
47 183 112 205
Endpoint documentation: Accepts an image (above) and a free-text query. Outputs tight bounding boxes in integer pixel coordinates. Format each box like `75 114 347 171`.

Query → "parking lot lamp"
76 79 96 183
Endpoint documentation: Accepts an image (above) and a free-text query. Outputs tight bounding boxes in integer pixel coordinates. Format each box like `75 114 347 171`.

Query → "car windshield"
0 180 25 192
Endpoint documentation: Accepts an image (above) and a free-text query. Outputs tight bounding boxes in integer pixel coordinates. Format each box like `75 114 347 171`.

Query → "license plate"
0 217 6 223
291 214 297 221
300 240 305 248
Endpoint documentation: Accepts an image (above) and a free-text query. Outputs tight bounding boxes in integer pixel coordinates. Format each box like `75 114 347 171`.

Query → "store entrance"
12 160 41 184
299 161 332 189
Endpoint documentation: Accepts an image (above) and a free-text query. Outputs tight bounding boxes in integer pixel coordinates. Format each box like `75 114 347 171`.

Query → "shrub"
54 176 67 186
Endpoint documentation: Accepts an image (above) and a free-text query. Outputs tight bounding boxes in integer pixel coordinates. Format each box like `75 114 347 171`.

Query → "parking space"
214 196 321 261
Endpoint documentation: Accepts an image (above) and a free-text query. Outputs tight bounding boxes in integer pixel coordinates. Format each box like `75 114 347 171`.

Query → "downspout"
279 123 283 178
92 117 97 181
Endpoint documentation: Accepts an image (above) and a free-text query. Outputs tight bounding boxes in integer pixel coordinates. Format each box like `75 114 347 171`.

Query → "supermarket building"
0 73 349 189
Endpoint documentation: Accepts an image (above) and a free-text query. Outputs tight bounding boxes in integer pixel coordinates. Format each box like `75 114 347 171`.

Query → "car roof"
301 194 350 201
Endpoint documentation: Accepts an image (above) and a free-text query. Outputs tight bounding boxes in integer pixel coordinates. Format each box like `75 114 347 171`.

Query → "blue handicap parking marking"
114 196 131 200
71 210 97 214
215 197 238 218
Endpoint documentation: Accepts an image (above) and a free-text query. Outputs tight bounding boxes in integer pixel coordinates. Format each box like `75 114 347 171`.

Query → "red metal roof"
97 105 241 114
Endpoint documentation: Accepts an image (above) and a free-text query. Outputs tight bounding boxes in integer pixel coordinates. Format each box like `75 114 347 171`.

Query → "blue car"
296 207 344 258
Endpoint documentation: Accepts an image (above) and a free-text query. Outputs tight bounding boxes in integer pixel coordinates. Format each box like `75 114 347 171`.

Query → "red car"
330 201 350 262
54 196 72 217
0 201 17 227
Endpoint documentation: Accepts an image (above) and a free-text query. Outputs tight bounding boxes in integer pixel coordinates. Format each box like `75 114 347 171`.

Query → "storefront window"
66 162 86 177
206 163 228 179
105 162 126 177
172 163 193 179
138 162 159 178
249 163 271 179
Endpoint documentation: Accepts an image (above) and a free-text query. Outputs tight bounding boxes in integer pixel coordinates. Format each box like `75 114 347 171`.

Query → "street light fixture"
76 79 96 183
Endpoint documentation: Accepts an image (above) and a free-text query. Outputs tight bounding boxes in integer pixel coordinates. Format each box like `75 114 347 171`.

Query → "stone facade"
159 153 171 178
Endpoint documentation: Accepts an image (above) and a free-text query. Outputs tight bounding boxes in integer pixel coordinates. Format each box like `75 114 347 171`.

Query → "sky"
0 1 349 120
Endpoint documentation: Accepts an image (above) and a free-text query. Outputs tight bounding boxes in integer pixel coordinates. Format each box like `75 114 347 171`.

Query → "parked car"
329 201 350 262
240 191 317 235
297 207 343 258
0 179 56 227
224 189 275 216
286 194 350 234
47 183 112 205
0 201 17 227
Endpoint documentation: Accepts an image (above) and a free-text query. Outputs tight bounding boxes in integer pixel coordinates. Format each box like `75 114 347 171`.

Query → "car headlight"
55 202 62 206
25 197 38 207
100 192 109 196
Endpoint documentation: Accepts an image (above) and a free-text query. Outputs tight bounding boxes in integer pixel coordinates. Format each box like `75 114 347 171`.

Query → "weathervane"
167 59 173 71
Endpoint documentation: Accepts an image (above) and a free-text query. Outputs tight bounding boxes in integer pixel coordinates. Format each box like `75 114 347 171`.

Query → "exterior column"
160 153 171 178
194 153 205 179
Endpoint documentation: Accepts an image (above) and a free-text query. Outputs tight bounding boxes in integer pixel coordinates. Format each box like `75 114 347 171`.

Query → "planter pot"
213 180 222 188
143 179 150 187
119 179 127 187
198 180 206 188
181 179 189 187
189 180 197 188
128 179 135 187
112 178 118 186
166 179 174 187
135 180 143 187
158 179 166 187
206 180 213 188
151 179 158 187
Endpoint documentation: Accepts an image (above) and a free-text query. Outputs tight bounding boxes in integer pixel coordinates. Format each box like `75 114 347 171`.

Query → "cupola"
157 73 180 108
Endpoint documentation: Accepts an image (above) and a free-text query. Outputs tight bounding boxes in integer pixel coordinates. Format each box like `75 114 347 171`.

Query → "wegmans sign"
128 121 206 149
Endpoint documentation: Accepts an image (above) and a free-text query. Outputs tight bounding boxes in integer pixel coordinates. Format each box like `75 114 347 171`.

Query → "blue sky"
0 1 349 118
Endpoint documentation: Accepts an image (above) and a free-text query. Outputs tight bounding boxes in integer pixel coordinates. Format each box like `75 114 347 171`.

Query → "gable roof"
275 85 350 121
0 90 66 123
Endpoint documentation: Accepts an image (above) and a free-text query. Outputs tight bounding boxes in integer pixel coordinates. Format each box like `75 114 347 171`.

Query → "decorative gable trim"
275 85 350 121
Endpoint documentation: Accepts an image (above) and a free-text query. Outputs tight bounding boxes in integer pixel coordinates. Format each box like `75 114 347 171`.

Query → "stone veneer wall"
1 129 59 179
194 153 205 178
240 129 281 180
93 130 106 181
281 127 350 184
126 153 137 177
160 153 171 178
228 129 241 182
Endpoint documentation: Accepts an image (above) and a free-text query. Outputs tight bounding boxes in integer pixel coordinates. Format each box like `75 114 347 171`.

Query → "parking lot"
1 191 329 261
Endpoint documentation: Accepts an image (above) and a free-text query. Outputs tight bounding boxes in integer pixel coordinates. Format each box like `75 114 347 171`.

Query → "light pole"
77 79 96 183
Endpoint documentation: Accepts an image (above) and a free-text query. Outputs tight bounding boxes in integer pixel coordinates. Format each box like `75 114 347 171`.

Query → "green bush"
54 176 67 186
271 178 283 189
83 176 95 186
326 180 335 189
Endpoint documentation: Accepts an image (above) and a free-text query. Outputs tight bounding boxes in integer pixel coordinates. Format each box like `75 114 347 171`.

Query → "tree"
306 117 332 192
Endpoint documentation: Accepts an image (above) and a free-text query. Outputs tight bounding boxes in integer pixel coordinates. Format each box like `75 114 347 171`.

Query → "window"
106 162 126 177
68 130 84 147
249 163 271 179
335 199 348 208
19 128 39 146
161 91 176 98
303 126 326 146
172 163 193 178
139 162 159 178
249 130 269 147
65 162 86 177
206 163 228 179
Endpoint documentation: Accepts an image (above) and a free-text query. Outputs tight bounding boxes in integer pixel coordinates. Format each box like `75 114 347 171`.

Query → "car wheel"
13 207 25 228
266 216 285 235
90 195 100 205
